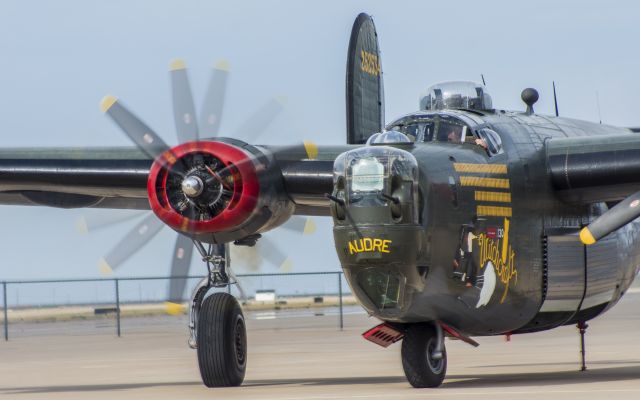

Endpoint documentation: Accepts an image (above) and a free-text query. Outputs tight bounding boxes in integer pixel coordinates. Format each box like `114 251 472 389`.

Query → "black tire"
401 323 447 388
197 292 247 387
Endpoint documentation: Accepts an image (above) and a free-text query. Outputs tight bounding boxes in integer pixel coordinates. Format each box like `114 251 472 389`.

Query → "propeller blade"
260 236 293 272
98 213 165 275
166 233 195 310
76 210 147 234
100 95 170 159
170 59 199 143
233 96 286 142
200 60 229 138
215 141 318 181
229 243 261 271
580 191 640 245
281 216 317 235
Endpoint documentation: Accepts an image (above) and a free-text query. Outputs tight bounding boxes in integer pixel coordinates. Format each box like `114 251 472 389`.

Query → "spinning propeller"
96 59 316 311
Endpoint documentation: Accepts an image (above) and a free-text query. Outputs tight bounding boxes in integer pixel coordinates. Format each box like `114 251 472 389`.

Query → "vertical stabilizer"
346 13 385 144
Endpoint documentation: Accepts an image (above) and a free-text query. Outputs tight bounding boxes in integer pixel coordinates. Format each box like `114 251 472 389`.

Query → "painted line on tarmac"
269 387 640 400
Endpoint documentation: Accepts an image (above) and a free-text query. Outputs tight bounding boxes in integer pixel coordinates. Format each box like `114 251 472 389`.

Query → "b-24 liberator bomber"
2 12 640 389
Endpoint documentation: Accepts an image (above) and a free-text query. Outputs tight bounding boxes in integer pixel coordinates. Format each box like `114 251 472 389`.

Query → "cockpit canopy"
366 130 413 145
420 81 492 111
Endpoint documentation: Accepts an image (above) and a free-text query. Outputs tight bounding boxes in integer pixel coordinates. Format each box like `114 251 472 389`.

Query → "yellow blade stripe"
454 163 507 174
99 95 117 113
580 227 596 245
475 191 511 203
170 59 186 71
460 176 510 189
477 205 512 217
214 59 230 71
303 141 318 160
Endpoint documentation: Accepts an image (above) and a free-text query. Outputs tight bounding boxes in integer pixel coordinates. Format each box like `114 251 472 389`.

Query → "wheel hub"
426 339 444 373
234 317 247 366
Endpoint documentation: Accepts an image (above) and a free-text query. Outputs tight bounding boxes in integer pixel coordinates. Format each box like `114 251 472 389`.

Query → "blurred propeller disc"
76 210 147 235
167 234 195 301
281 216 317 235
170 59 199 143
233 96 286 142
200 60 229 137
98 58 311 309
97 213 165 275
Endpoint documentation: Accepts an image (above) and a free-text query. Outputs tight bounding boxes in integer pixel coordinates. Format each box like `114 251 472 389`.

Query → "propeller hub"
181 175 204 197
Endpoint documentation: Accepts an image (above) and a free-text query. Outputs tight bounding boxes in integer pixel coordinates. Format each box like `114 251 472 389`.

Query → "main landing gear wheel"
197 292 247 387
401 323 447 388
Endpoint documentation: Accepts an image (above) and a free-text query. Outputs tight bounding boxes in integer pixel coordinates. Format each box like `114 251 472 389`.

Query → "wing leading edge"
0 145 342 214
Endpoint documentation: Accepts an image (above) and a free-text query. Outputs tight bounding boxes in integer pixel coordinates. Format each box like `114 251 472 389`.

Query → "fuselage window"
476 128 504 156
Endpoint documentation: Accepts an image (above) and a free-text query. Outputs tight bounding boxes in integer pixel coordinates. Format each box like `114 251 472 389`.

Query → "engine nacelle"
147 138 294 244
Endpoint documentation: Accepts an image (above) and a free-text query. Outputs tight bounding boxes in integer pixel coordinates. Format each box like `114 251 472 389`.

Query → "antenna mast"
552 81 559 117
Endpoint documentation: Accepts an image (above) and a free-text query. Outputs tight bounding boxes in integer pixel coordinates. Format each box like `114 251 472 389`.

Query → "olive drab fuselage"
332 109 640 336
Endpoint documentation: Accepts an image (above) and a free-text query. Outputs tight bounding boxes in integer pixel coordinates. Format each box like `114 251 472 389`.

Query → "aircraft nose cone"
182 175 204 197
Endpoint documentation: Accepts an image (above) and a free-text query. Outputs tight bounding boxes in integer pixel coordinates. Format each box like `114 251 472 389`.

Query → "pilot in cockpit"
440 124 463 144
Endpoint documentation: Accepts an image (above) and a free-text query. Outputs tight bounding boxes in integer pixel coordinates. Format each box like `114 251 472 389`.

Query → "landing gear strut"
577 321 588 371
188 242 247 387
401 323 447 388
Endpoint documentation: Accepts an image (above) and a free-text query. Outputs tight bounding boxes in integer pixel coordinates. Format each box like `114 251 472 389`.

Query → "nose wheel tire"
401 323 447 388
197 292 247 387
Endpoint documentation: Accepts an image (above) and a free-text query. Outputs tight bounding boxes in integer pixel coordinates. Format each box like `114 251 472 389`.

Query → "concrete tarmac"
2 296 640 400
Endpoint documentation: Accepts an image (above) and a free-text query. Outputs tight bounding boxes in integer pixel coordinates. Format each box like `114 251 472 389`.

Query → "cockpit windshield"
389 114 469 144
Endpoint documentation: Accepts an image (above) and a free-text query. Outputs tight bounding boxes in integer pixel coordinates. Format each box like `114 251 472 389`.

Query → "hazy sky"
0 0 639 282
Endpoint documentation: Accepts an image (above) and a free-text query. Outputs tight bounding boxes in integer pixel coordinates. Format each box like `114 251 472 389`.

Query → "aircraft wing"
0 145 340 216
546 132 640 244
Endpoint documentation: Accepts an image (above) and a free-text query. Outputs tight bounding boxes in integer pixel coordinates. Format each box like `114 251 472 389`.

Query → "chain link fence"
1 272 354 340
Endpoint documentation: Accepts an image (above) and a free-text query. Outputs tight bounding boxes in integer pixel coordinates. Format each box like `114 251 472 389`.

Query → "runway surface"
2 296 640 400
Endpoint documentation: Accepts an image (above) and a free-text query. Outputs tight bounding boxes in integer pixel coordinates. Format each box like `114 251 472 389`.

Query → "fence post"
115 279 121 337
338 272 343 331
3 282 8 341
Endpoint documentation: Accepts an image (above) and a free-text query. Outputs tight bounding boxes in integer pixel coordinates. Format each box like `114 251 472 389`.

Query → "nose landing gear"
401 323 447 388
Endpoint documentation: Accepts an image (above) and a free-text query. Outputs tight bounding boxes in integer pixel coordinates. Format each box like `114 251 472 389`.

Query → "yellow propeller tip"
164 302 186 315
98 258 113 276
75 216 89 235
280 258 294 273
214 59 230 71
170 59 187 71
99 95 117 113
274 95 288 106
580 227 596 245
303 218 317 235
303 141 318 160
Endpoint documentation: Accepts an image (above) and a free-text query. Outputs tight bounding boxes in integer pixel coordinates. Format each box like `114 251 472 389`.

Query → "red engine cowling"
147 139 292 243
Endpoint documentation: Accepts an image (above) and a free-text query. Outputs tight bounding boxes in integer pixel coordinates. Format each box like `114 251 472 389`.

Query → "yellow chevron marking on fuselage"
474 191 512 203
477 205 512 217
460 176 510 189
453 163 507 174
